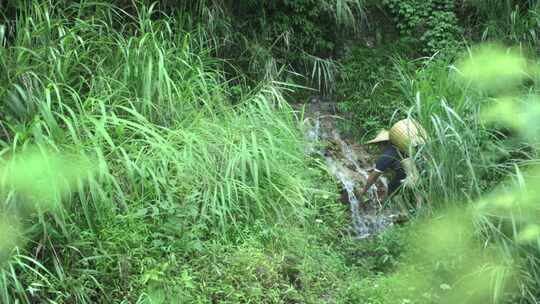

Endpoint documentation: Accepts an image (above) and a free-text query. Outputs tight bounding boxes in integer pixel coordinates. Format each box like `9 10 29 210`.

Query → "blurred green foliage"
3 148 93 209
0 148 93 266
457 44 528 94
378 41 540 304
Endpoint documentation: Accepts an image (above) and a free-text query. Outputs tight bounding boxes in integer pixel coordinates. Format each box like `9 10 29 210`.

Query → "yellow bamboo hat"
389 118 427 152
366 130 390 144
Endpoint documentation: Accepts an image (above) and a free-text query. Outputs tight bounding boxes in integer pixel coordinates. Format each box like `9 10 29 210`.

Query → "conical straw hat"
389 118 427 152
366 130 390 144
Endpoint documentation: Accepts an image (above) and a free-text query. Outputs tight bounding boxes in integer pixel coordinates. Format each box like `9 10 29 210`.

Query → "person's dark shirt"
375 144 404 174
375 143 407 194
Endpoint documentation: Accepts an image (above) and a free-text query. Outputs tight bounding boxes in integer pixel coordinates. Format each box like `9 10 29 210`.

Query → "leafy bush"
383 0 462 55
336 43 406 132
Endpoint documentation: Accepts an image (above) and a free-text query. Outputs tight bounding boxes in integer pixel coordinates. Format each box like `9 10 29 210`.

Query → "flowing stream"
299 100 400 239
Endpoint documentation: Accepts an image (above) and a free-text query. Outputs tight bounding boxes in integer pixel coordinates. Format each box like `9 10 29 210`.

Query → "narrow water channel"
298 99 400 239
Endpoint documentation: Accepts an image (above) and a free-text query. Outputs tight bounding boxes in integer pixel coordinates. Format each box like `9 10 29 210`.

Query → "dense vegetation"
0 0 539 303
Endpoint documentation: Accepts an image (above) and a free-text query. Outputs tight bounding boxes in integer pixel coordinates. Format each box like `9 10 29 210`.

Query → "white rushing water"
303 113 397 239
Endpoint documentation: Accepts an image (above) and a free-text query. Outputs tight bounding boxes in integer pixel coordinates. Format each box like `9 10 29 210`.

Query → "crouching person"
357 118 427 210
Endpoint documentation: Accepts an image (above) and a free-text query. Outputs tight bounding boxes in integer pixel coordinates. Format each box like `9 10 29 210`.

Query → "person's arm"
357 144 397 199
358 170 382 197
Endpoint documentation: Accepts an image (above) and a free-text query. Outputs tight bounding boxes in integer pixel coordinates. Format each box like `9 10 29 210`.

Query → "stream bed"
296 99 401 239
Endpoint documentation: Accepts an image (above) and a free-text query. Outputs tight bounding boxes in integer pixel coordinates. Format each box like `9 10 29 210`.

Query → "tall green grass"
0 2 320 302
392 55 491 204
